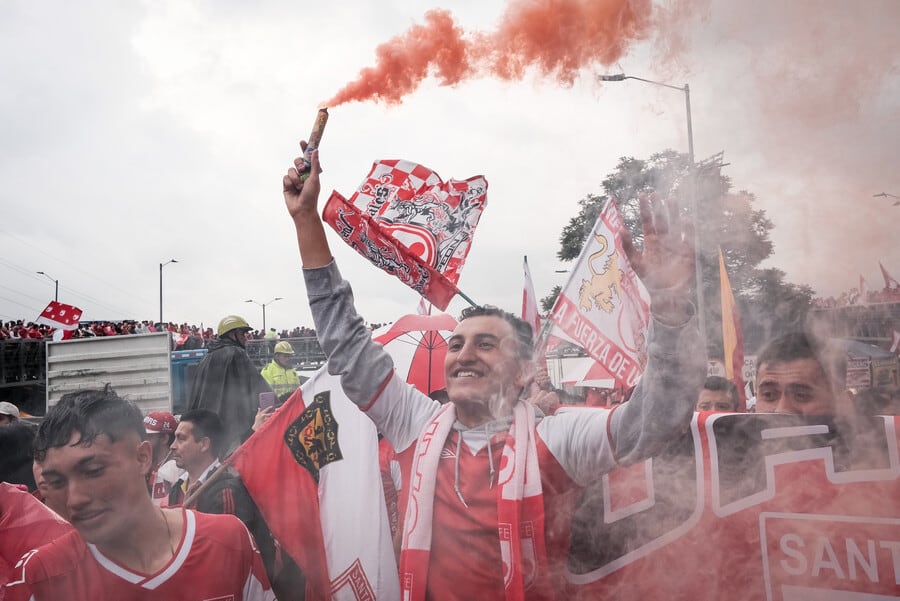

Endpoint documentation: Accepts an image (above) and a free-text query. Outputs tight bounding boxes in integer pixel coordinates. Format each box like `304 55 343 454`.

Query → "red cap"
144 411 177 434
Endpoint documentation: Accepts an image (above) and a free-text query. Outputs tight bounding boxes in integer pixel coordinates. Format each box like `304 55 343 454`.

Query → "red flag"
229 370 399 601
522 256 541 343
322 159 487 311
880 261 900 289
35 301 82 332
719 248 746 411
229 388 330 599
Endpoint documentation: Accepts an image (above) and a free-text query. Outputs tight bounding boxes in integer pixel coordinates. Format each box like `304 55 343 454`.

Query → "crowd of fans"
813 285 900 308
0 319 320 344
0 319 391 344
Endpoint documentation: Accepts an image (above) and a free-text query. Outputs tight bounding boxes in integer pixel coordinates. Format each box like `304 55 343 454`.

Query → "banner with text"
564 412 900 601
546 200 650 388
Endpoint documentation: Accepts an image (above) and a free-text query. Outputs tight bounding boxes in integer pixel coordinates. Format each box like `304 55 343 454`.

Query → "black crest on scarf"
283 390 342 483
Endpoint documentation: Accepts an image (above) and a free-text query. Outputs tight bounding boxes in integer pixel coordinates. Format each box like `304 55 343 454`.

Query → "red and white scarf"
399 401 547 601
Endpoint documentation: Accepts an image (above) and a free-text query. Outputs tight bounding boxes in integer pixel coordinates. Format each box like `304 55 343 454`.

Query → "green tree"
552 150 813 356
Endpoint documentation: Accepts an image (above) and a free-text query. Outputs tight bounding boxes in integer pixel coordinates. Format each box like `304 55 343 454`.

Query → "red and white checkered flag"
323 159 487 311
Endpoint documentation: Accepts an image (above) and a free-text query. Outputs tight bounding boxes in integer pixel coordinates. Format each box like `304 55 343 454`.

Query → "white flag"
522 256 541 343
546 200 651 388
301 368 400 600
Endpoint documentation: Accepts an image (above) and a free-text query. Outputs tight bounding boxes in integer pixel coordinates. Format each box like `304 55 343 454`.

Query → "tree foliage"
552 150 813 356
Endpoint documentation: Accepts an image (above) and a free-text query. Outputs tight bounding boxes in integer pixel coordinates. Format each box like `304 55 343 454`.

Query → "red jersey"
5 509 274 601
395 429 579 601
0 483 72 597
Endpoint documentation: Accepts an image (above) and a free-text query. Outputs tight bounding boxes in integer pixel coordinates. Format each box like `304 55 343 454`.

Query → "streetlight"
245 297 283 332
874 192 900 206
36 271 59 301
598 72 706 351
159 259 178 324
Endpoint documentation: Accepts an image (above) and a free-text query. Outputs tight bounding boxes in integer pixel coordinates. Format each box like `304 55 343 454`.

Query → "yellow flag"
719 248 746 410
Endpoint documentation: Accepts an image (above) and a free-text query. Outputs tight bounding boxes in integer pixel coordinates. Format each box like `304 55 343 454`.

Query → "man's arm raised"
611 192 705 463
282 142 393 406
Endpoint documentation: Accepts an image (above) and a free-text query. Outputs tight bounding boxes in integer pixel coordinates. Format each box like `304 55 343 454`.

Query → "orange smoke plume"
327 0 659 107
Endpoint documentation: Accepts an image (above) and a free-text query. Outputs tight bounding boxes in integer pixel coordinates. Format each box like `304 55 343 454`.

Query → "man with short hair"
4 387 274 600
0 402 20 426
189 315 274 453
168 409 236 506
142 411 179 506
695 376 741 413
753 332 845 415
168 409 288 599
283 146 705 599
260 340 301 402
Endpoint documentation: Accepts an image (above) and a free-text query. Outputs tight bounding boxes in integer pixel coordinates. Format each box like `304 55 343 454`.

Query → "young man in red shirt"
4 387 274 601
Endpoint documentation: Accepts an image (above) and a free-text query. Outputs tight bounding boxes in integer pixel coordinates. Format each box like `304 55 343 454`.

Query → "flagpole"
182 462 232 508
456 290 478 307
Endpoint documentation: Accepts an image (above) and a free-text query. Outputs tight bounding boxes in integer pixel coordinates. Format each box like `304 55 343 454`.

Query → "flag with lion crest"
545 199 651 388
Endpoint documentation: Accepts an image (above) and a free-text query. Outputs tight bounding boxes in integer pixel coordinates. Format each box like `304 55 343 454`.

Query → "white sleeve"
537 407 618 486
365 371 441 453
539 315 704 484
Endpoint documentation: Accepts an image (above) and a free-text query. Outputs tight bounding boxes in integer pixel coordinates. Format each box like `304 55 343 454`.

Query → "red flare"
327 0 660 107
328 10 472 106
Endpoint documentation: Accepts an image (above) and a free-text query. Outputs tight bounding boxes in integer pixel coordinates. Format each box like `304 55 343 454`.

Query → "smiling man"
283 146 705 600
4 387 274 601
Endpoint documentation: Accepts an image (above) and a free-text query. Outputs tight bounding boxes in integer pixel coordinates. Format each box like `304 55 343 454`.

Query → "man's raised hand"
621 192 696 322
283 141 322 219
284 141 332 268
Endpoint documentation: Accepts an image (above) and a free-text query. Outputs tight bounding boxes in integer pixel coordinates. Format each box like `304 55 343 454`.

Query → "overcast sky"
2 0 898 333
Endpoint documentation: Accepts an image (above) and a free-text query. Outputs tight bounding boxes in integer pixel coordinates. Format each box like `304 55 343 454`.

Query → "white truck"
45 332 177 414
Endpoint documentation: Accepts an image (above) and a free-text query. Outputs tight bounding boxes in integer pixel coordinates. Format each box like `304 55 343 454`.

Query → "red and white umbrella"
372 313 458 395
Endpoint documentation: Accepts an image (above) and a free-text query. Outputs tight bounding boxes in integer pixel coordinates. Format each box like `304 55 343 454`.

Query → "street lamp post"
159 259 178 324
599 73 706 350
36 271 59 301
245 297 283 332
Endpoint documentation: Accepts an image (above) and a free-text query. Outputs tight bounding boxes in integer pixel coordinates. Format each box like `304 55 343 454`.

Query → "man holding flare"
283 140 705 600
